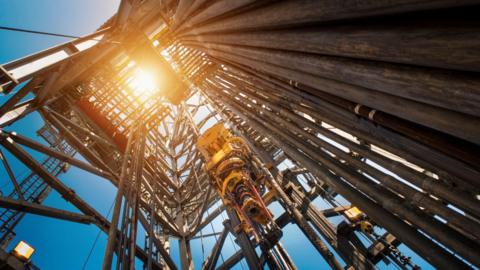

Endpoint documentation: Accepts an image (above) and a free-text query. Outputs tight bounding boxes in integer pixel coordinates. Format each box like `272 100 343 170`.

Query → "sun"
130 68 158 95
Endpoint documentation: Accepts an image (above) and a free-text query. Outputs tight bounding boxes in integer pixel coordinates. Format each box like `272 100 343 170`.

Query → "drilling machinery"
197 123 281 244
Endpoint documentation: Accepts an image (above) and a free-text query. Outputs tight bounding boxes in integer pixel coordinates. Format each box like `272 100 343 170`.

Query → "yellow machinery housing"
345 206 374 234
197 123 273 233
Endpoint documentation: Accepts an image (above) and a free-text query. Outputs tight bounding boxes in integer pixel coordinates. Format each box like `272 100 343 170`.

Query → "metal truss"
0 1 479 270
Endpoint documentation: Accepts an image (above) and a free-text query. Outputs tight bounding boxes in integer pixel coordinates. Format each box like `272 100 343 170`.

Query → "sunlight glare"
130 68 158 95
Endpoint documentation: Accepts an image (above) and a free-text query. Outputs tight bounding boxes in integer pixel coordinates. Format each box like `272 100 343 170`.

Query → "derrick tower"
0 1 479 270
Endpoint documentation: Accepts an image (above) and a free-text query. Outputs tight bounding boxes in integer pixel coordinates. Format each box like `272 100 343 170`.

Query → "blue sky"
0 1 437 269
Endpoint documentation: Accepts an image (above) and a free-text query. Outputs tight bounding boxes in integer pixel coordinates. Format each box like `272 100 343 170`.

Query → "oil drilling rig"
0 1 479 269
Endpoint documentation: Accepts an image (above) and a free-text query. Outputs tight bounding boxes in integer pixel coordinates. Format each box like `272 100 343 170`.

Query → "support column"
225 209 262 270
179 237 193 270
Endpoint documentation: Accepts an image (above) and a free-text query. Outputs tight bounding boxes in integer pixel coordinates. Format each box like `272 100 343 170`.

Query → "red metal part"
76 99 128 151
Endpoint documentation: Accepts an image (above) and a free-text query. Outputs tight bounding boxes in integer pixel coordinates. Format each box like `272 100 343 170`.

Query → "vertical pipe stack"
155 1 480 269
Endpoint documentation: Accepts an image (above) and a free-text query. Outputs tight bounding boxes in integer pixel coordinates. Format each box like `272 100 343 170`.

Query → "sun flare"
130 68 158 95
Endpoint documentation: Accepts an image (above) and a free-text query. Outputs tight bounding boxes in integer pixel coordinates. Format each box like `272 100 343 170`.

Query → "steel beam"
0 28 111 93
0 196 95 224
202 224 229 270
0 130 113 180
225 209 262 270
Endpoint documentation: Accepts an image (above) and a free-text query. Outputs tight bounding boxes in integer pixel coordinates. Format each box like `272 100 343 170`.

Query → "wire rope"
0 25 88 39
81 200 115 270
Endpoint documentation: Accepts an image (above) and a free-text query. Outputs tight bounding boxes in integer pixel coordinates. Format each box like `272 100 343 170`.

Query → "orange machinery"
197 123 279 241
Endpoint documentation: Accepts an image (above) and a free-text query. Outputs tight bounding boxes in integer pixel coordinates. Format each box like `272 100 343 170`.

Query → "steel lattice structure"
0 1 479 270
